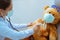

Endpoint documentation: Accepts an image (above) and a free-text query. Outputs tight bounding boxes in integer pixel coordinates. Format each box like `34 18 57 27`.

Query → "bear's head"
42 5 60 24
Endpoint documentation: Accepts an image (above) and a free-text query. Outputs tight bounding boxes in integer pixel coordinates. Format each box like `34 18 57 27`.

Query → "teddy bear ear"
44 6 49 10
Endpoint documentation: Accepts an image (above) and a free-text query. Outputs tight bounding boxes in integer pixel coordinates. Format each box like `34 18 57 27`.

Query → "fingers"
28 22 33 27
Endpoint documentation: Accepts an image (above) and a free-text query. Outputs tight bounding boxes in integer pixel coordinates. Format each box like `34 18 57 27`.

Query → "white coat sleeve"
0 22 34 40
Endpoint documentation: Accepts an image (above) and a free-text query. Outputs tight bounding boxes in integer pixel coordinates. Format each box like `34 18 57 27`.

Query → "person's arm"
12 22 32 31
12 24 29 31
0 22 34 40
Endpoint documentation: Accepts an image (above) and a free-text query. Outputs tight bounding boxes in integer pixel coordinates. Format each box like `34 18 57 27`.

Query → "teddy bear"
23 5 60 40
32 5 60 40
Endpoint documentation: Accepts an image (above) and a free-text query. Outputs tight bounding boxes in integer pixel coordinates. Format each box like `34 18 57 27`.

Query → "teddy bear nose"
43 13 55 23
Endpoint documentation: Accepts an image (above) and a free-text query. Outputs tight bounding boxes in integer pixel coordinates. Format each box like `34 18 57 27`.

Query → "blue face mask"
7 10 13 18
43 13 55 23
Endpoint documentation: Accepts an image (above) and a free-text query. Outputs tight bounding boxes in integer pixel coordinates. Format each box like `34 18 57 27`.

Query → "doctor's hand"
28 22 40 33
28 24 40 33
27 22 33 27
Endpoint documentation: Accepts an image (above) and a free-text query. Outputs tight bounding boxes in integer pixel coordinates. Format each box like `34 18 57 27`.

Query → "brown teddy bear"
32 5 60 40
24 5 60 40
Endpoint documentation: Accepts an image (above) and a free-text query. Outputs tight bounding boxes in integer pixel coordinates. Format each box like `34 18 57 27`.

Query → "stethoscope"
6 17 18 31
6 17 34 40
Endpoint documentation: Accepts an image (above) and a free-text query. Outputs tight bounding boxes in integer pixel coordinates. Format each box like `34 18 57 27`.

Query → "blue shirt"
0 17 34 40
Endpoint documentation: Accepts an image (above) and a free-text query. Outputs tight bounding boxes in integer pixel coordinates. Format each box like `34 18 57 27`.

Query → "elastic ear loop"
0 9 4 17
0 10 6 18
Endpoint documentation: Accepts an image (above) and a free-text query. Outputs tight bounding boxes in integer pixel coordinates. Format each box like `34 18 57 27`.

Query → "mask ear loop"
0 9 4 17
0 9 7 18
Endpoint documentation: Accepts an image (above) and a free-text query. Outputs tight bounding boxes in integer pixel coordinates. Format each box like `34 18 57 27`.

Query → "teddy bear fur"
23 6 60 40
32 19 57 40
32 6 60 40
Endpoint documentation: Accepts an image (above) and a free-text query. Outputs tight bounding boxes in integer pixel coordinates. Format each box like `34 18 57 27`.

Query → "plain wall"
11 0 54 24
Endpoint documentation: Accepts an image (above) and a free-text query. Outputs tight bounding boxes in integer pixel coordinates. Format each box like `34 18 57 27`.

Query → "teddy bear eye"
52 14 55 16
49 12 51 13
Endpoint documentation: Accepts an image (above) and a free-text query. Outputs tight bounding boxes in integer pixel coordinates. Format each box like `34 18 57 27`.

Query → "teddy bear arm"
49 26 57 40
